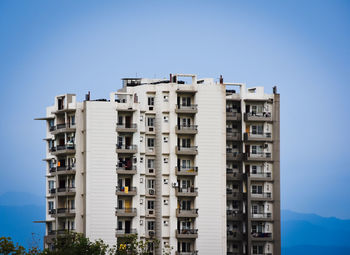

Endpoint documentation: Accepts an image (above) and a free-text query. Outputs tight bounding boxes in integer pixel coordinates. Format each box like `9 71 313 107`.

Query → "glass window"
148 97 154 106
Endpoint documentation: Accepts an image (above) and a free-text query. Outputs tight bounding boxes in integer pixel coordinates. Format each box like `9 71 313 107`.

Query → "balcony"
244 132 272 142
56 187 76 196
175 166 198 176
251 232 273 241
175 251 198 255
176 146 198 155
175 125 198 135
226 129 241 141
175 104 198 114
115 228 137 238
227 230 244 241
226 150 243 161
49 208 76 217
226 169 243 181
115 208 137 217
116 165 137 175
251 192 273 201
249 172 273 181
176 229 198 239
176 208 198 218
116 144 137 154
251 212 273 221
175 187 198 197
244 112 272 122
54 166 76 175
227 210 244 221
176 86 197 94
116 123 137 133
244 152 273 162
50 144 76 156
226 110 242 121
226 189 243 200
50 123 76 135
116 186 137 196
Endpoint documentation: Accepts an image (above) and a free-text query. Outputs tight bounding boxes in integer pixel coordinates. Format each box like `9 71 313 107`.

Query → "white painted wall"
85 101 117 246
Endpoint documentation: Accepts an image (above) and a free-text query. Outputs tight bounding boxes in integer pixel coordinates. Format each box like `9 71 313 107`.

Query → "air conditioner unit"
148 127 154 132
149 106 154 111
264 143 268 148
148 210 154 215
148 168 154 174
149 189 155 195
149 230 155 236
172 182 178 188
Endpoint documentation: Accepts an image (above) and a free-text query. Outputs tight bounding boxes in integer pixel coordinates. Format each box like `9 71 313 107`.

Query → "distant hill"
0 205 45 249
282 209 350 255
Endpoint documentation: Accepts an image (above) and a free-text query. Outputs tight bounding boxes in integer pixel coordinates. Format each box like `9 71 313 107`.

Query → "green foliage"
0 233 172 255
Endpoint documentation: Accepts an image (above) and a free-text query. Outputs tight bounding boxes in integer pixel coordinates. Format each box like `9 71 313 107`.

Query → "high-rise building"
36 74 280 255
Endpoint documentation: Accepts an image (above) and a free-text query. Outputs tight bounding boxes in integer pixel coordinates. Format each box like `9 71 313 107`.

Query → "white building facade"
36 74 280 255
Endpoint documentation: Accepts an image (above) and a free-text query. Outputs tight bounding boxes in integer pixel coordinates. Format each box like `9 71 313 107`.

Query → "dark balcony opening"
57 97 64 110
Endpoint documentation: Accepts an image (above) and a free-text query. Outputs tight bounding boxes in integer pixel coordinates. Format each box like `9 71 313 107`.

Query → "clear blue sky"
0 0 349 218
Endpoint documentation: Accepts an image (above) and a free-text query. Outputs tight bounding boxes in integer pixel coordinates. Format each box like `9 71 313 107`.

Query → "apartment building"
36 74 280 255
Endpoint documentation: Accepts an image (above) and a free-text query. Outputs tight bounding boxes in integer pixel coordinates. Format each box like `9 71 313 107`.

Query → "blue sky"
0 0 349 218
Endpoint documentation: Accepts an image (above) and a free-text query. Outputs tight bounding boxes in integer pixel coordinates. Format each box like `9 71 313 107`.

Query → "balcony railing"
176 251 198 255
227 230 243 239
176 125 198 134
50 144 76 155
251 212 272 219
116 186 137 195
176 208 198 217
245 112 272 121
244 132 272 142
175 104 198 114
250 172 272 180
176 229 198 238
50 123 76 133
251 192 272 200
115 208 137 216
50 208 76 215
115 228 137 236
176 187 198 197
116 123 137 132
245 152 272 161
116 144 138 154
226 129 241 140
251 232 272 238
176 166 198 176
56 187 76 193
226 110 242 120
176 146 198 155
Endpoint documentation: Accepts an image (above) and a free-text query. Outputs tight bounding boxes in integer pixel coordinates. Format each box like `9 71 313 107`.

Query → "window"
163 115 169 123
163 95 169 102
163 157 168 163
48 201 54 210
163 179 168 184
117 221 123 230
181 242 191 252
147 200 155 209
147 159 155 168
148 97 154 106
70 115 75 125
48 119 54 127
140 157 143 163
252 245 263 254
252 125 263 134
147 179 155 189
181 97 191 106
182 118 191 127
163 220 169 226
147 138 155 147
164 199 168 205
163 136 168 143
147 117 155 127
181 139 191 147
181 200 191 210
252 165 257 174
147 221 155 230
70 199 75 209
252 185 263 194
48 180 55 190
181 160 191 168
252 205 258 214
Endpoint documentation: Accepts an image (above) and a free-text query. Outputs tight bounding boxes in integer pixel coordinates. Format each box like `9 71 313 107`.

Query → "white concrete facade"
37 74 280 255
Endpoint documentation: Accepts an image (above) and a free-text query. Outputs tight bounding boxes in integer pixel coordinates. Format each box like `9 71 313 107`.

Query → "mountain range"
1 192 350 254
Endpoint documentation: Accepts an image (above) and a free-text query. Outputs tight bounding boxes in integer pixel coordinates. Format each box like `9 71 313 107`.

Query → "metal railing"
251 192 272 198
177 229 198 235
115 208 137 214
246 132 272 138
177 125 198 131
177 187 198 193
176 104 198 110
116 186 137 192
251 212 272 219
251 232 272 238
116 164 137 171
250 172 272 178
50 144 75 152
247 112 272 118
177 166 198 173
177 146 198 152
177 208 198 214
116 123 137 129
56 187 76 193
116 229 137 235
246 152 272 158
116 144 137 150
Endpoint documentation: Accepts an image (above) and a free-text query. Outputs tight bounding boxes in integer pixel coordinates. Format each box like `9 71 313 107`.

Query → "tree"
0 237 25 255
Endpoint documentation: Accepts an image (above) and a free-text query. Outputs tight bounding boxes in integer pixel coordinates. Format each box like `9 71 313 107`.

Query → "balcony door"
125 221 131 233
